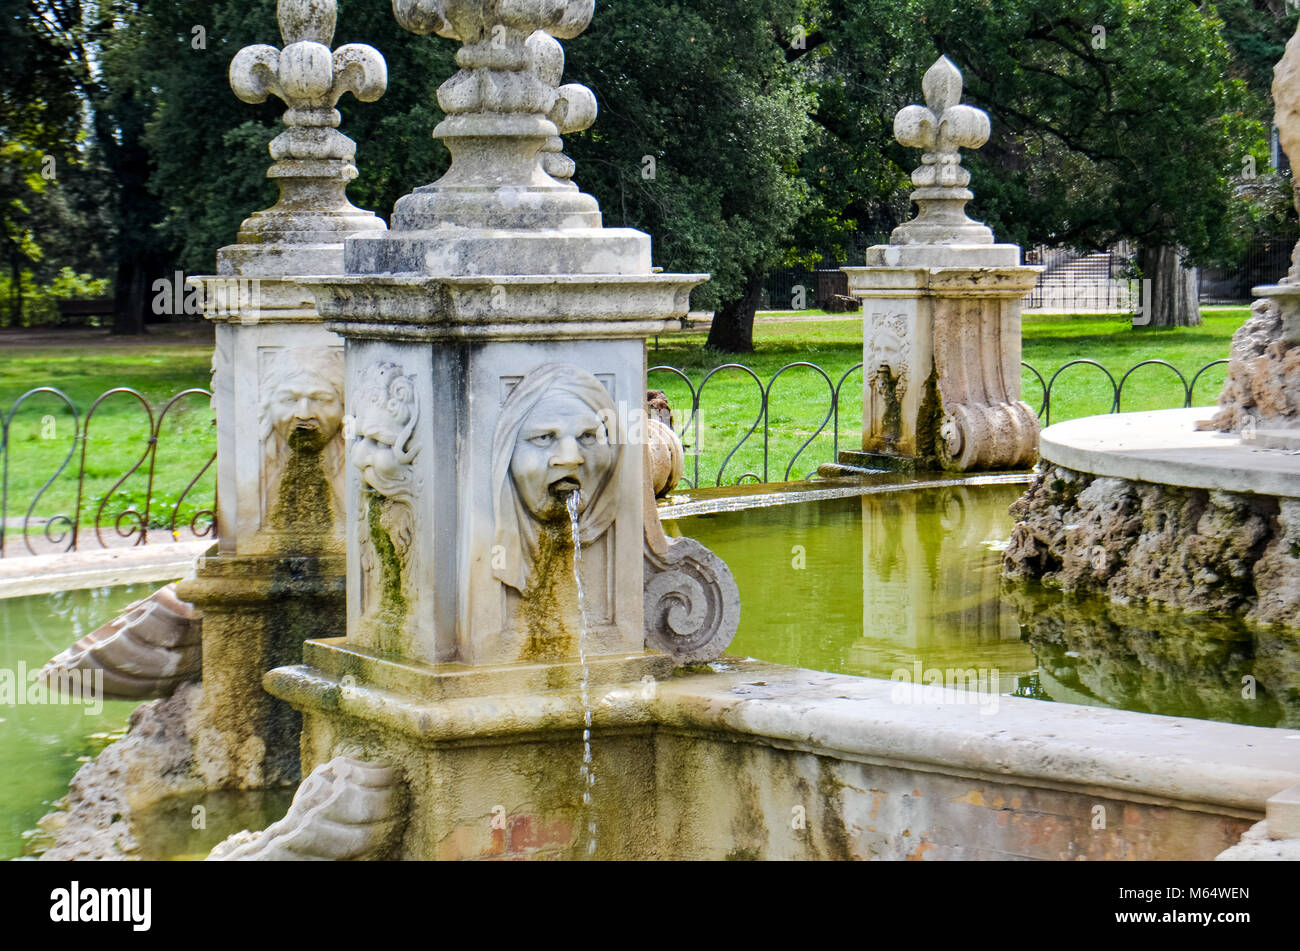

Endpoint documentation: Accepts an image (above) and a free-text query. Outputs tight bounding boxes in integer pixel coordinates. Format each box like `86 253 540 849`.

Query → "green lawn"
0 307 1250 538
0 333 216 552
649 306 1247 485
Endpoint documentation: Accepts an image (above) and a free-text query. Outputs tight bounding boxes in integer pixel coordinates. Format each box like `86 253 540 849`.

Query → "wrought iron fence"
0 386 216 558
650 357 1231 489
0 358 1233 554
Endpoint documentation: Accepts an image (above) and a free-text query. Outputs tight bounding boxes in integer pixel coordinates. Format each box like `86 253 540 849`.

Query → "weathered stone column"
257 0 738 860
303 3 712 670
841 57 1040 472
176 0 387 788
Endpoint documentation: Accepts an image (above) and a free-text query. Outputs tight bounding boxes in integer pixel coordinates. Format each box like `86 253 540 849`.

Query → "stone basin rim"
1039 407 1300 500
264 655 1300 819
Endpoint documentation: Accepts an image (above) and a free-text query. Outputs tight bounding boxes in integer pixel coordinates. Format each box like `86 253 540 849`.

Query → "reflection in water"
667 484 1300 728
664 485 1037 693
857 486 1027 694
131 788 297 861
1005 585 1299 728
0 584 152 860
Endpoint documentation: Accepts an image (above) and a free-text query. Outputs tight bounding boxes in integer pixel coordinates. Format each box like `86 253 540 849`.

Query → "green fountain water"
665 482 1297 727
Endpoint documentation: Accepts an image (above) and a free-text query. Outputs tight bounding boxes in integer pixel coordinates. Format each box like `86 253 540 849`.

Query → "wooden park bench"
56 298 116 327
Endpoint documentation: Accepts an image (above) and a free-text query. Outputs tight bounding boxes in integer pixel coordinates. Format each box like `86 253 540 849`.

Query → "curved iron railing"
0 386 216 557
0 356 1233 552
650 358 1231 488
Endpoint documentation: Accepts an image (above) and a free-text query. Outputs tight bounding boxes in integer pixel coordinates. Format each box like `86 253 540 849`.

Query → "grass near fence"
0 334 216 548
649 306 1247 484
0 307 1251 539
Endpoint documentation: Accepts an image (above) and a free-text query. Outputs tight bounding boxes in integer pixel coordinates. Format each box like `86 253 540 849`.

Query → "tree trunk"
111 257 150 335
706 269 764 353
9 253 21 327
1139 245 1201 327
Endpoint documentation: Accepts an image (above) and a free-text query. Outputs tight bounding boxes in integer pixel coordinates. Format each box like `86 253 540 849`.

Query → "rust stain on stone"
907 838 935 861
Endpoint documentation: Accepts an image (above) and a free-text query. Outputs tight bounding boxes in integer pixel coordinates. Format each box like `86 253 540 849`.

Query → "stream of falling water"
566 490 597 857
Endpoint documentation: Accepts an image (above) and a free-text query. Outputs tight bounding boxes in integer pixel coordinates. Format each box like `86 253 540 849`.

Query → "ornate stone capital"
389 0 603 231
891 56 994 246
228 0 388 244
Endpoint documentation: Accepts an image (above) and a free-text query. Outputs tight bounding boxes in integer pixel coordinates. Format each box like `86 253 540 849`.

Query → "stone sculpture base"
266 639 671 860
843 247 1041 471
176 549 346 787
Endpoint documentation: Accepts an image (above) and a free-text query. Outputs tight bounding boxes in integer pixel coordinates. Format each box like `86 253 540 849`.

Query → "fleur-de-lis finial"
890 56 995 246
228 0 388 243
388 0 602 231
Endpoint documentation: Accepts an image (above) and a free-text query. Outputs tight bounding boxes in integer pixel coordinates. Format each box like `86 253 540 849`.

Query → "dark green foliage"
2 0 1295 340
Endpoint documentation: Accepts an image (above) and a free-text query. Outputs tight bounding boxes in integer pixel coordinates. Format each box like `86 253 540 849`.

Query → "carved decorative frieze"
352 363 420 637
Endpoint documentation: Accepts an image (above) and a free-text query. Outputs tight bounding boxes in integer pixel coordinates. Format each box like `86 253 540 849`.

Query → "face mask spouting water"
565 489 597 857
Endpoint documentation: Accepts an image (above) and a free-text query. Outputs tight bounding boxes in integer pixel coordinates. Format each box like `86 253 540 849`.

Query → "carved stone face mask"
270 373 343 451
509 394 616 523
351 371 417 503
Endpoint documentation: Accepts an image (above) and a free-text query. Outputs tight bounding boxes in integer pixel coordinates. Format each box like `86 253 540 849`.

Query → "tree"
909 0 1263 328
565 0 815 352
1 0 90 325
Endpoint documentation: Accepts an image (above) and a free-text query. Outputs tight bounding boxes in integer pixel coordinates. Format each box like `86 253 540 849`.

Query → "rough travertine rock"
1207 297 1300 433
1004 464 1298 628
38 684 208 861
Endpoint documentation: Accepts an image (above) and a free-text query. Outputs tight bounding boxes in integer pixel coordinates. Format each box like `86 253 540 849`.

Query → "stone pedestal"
307 277 701 668
844 249 1041 470
179 551 344 787
267 640 667 859
254 0 736 860
176 0 388 786
840 57 1040 472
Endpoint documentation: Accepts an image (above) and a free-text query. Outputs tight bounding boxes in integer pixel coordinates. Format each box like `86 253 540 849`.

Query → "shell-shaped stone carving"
206 756 405 861
643 537 740 665
39 584 202 700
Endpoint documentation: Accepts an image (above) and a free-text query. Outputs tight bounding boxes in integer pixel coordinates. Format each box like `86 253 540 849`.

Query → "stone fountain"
834 57 1041 474
174 0 389 790
205 0 741 860
34 6 1300 864
1001 26 1300 858
1003 30 1300 635
36 0 390 859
